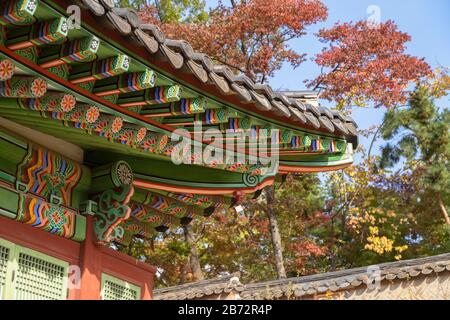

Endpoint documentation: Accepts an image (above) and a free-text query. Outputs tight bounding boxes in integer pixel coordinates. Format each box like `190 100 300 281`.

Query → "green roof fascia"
86 150 266 186
279 154 354 168
133 173 274 190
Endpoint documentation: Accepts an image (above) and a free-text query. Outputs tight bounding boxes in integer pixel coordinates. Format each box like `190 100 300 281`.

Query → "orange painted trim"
279 163 352 173
71 76 96 84
40 59 65 69
120 101 148 107
133 176 275 195
96 89 122 97
7 41 34 51
143 113 172 118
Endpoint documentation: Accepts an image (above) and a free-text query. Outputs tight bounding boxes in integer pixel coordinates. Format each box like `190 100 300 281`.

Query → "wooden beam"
0 0 38 26
118 85 182 107
0 76 47 97
70 54 130 84
93 68 156 96
39 35 101 69
7 17 68 50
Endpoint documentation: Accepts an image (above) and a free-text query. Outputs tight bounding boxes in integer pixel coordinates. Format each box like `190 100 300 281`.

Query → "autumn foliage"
142 0 328 82
309 20 431 108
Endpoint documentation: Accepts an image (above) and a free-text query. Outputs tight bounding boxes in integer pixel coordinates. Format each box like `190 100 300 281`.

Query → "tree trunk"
265 186 287 279
438 193 450 226
183 225 204 281
178 260 190 285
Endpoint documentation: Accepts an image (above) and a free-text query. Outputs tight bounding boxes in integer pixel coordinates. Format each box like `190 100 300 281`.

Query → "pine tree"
380 85 450 225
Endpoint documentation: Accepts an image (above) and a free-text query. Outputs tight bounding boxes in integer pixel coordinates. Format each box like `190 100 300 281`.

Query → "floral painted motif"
16 193 76 239
136 127 147 142
60 94 76 112
30 78 47 97
86 106 100 123
111 117 123 133
0 59 14 81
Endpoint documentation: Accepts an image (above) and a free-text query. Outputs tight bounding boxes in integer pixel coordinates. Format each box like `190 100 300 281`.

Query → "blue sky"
205 0 450 161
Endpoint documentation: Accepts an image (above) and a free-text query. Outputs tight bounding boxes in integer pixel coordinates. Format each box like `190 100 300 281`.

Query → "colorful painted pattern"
119 69 156 93
141 133 169 153
0 59 15 81
31 17 68 46
147 85 182 104
290 136 302 149
17 145 82 207
130 203 166 227
61 36 100 64
281 130 292 144
171 98 206 115
47 64 69 80
201 108 228 124
311 138 324 152
94 185 134 244
94 54 130 80
142 192 193 219
169 193 225 210
16 193 76 239
14 46 38 63
136 127 147 142
0 0 38 26
249 125 277 141
225 117 251 132
92 116 124 140
114 126 146 147
336 141 346 152
0 76 47 98
23 93 76 113
121 220 156 239
303 135 312 148
49 104 100 130
329 140 337 153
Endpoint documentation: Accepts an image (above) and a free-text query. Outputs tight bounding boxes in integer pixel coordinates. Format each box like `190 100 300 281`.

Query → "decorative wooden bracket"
89 161 135 244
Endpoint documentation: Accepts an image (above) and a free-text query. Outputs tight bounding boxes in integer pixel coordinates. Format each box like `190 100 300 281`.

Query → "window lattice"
0 245 9 299
102 280 139 300
14 252 66 300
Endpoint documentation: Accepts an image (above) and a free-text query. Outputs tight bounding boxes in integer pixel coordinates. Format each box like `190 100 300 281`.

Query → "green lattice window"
101 274 141 300
0 238 68 300
0 243 10 299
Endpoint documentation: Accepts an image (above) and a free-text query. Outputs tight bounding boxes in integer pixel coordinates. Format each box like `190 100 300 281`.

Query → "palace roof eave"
51 0 358 143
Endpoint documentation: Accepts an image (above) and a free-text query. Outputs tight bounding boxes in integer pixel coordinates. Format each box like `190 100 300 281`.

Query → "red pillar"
77 216 102 300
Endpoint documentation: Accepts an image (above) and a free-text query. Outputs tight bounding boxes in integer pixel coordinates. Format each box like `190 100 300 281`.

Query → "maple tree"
141 0 328 82
309 20 431 109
